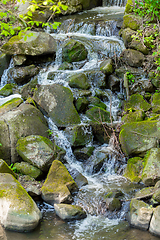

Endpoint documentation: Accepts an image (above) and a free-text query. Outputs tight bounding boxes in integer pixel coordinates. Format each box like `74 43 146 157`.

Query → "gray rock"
149 205 160 236
121 49 144 68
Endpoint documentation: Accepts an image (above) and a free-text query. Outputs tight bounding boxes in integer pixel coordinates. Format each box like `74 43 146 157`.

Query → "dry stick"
66 18 75 34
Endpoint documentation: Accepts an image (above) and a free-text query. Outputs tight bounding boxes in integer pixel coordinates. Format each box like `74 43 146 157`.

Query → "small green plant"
126 71 135 83
9 163 19 173
47 129 53 137
0 143 2 147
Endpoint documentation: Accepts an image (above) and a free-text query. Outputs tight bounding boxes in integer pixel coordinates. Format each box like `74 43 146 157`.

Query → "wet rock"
0 84 16 97
0 103 48 163
75 97 89 113
128 199 153 230
74 146 95 161
123 157 144 183
149 205 160 236
105 197 122 211
121 49 144 68
0 98 23 116
13 55 26 66
20 76 38 100
0 173 42 232
16 135 54 172
86 150 108 173
121 28 136 48
0 53 11 78
8 65 39 85
13 162 43 179
91 122 112 144
123 14 141 30
122 110 145 123
58 62 73 70
151 92 160 113
1 31 57 56
107 75 120 91
25 185 41 198
105 190 124 199
100 58 114 75
135 187 155 200
54 203 87 221
0 159 16 178
94 88 111 101
130 79 154 95
76 90 92 98
64 124 93 147
119 121 160 156
86 70 106 89
41 160 78 205
142 148 160 186
88 96 106 110
68 168 88 188
124 93 151 112
62 40 88 63
129 39 149 55
33 84 81 127
86 106 111 123
152 189 160 203
68 73 91 90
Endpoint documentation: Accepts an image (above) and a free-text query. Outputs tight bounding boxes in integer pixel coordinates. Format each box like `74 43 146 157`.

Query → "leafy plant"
9 163 19 173
126 71 135 83
47 129 53 137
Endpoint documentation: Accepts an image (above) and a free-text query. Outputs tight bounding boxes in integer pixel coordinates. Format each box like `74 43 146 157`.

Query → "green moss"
152 92 160 113
123 14 141 30
124 93 151 112
123 157 144 182
125 0 134 13
122 110 145 123
0 84 15 97
69 73 91 90
86 106 111 123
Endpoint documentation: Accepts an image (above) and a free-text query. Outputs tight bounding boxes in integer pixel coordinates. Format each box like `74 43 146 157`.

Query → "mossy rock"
129 39 149 55
0 173 42 232
0 84 15 97
122 110 145 123
86 106 111 123
105 190 124 199
135 187 155 199
100 58 114 75
121 49 144 67
16 135 54 171
13 54 26 66
33 84 81 127
105 197 122 211
88 96 106 110
85 70 106 89
65 124 93 147
74 146 94 161
0 120 11 165
20 76 38 100
68 73 91 90
152 189 160 203
119 120 160 156
142 148 160 186
41 160 78 205
58 62 73 70
125 0 134 13
75 97 89 113
124 93 151 112
54 203 87 220
149 205 160 236
121 28 136 48
0 159 17 178
62 40 88 63
123 14 141 31
0 98 23 116
91 122 112 144
14 162 43 179
151 92 160 113
123 157 144 183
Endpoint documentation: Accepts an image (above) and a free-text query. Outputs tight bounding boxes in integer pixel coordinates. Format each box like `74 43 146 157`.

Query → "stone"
85 70 106 89
135 187 155 200
64 124 93 147
119 120 160 156
74 146 95 161
58 62 73 70
124 93 151 112
107 75 120 91
0 53 11 78
123 157 144 183
75 97 89 113
0 159 17 178
13 162 43 179
41 160 78 205
129 39 149 55
62 40 88 63
16 135 54 172
152 92 160 113
68 73 91 90
105 198 122 211
122 110 145 123
86 106 111 123
33 84 81 127
149 205 160 236
54 204 87 220
152 189 160 203
91 122 112 144
0 84 15 97
1 31 57 56
100 58 114 75
88 96 106 110
128 199 153 230
125 0 134 13
123 14 141 31
142 148 160 186
0 98 23 116
20 76 38 100
68 168 88 188
121 28 136 48
13 55 26 66
121 49 144 68
0 173 42 232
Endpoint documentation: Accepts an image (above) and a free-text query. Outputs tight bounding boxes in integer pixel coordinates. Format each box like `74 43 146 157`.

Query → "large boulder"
0 103 48 164
124 94 151 112
86 106 111 123
1 31 57 56
0 98 23 116
123 14 141 30
119 120 160 156
16 135 55 172
149 205 160 236
13 162 43 179
33 84 81 127
68 73 91 90
41 160 78 205
121 49 144 68
0 173 41 232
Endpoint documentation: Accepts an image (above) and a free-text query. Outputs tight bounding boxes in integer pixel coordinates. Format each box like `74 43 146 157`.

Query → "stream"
1 2 160 240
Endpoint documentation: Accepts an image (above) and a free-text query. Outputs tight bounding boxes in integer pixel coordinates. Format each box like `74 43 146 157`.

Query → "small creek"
1 3 160 240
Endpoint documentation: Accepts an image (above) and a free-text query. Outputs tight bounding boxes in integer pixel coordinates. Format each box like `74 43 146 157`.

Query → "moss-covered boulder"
65 124 93 147
62 40 88 63
0 98 23 116
135 187 155 200
125 0 134 13
33 84 81 127
121 49 144 67
86 106 111 123
151 92 160 113
0 173 41 232
1 31 57 56
14 162 43 179
123 14 141 30
58 62 73 70
123 157 144 183
74 146 94 161
0 103 48 163
88 96 106 110
16 135 55 172
142 148 160 186
54 203 87 220
124 93 151 112
91 122 112 144
121 28 136 48
129 39 149 55
0 159 16 178
68 73 91 90
152 189 160 203
0 84 16 97
105 197 122 211
149 205 160 236
128 199 153 230
122 110 145 123
8 65 39 85
100 58 114 75
119 120 160 156
75 97 89 113
41 160 78 205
